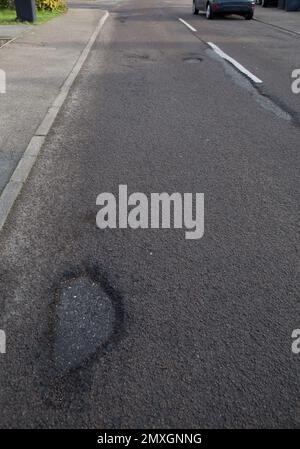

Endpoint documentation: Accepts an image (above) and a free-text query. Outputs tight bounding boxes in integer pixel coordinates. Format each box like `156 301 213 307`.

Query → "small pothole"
126 53 151 60
117 16 127 23
183 57 203 64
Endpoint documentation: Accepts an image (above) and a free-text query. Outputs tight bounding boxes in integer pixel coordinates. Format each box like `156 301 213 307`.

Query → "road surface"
0 0 299 428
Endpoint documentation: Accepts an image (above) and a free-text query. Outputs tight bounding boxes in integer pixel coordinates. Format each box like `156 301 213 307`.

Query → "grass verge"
0 8 65 25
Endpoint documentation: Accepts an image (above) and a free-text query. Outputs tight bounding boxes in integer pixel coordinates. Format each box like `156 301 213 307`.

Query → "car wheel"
193 0 200 14
261 0 268 6
206 3 214 19
245 12 254 19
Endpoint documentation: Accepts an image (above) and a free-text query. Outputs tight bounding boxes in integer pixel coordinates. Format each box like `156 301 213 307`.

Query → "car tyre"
193 0 200 14
206 3 214 19
245 12 254 19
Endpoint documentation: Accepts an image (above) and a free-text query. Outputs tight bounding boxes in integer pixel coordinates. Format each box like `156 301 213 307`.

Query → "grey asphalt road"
0 0 299 428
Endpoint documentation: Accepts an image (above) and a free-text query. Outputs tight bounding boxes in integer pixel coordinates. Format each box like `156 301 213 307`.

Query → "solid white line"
207 42 263 84
178 18 197 32
0 11 109 232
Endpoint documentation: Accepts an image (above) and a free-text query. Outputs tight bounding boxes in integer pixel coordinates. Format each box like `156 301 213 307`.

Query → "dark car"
193 0 255 19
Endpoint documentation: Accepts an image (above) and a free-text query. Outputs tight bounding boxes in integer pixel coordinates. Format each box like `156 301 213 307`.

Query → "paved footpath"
0 2 107 195
0 25 31 42
255 7 300 34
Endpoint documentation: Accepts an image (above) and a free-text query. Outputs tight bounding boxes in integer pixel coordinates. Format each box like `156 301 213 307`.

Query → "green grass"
0 8 65 25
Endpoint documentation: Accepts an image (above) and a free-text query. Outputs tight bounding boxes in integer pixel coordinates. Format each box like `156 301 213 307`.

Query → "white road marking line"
179 18 197 32
178 19 262 84
207 42 263 84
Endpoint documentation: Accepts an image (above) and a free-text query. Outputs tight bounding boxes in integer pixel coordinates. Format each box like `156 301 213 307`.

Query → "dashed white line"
207 42 263 84
178 18 263 84
179 18 197 32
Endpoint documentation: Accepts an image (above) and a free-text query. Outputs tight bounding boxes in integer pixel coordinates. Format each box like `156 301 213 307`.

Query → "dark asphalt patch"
53 276 115 372
51 266 125 374
35 267 126 415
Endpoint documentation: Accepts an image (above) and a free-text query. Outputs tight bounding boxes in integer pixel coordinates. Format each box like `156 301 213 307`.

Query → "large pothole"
53 276 116 372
